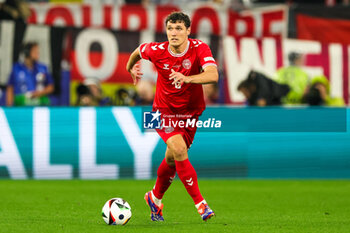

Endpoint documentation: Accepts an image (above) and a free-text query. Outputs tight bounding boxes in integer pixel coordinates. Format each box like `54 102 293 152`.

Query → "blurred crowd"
3 39 344 107
0 37 222 107
0 0 348 107
75 78 156 106
0 0 30 23
237 52 345 107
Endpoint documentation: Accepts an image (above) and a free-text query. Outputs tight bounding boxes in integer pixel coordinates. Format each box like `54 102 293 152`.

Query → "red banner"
67 29 138 84
27 3 287 39
297 14 350 45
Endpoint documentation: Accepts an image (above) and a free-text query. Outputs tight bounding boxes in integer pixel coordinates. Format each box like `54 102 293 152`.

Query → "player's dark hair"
165 12 191 28
22 41 38 58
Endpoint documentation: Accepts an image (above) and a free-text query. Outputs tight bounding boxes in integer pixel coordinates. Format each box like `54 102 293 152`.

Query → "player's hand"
129 64 143 85
169 69 190 86
30 91 42 98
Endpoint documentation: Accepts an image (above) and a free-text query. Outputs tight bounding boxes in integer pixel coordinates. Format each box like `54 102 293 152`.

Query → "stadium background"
0 1 350 179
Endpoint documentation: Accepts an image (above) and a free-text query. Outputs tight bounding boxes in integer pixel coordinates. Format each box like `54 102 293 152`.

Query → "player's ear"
187 27 191 36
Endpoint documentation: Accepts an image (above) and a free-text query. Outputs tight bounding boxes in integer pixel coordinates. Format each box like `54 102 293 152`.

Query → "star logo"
143 110 162 129
150 110 161 122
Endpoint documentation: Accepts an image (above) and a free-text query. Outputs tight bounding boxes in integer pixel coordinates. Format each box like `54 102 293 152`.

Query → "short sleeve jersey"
139 38 216 116
8 62 54 95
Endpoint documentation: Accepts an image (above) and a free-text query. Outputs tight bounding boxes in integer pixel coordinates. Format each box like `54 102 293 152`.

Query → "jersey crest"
182 59 192 70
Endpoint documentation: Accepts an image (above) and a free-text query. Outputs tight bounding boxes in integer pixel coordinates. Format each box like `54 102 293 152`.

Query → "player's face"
166 21 190 49
30 45 40 62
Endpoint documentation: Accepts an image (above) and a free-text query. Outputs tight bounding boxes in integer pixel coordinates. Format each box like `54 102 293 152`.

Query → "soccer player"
126 12 218 221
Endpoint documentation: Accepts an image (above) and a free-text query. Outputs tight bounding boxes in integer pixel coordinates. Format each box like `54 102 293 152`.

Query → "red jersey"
139 38 217 116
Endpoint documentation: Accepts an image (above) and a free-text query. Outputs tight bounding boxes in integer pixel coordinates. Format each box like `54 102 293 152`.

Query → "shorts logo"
164 127 174 133
143 110 161 129
182 59 191 69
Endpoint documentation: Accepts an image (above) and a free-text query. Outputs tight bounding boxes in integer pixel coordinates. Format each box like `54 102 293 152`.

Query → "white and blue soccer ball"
102 198 132 225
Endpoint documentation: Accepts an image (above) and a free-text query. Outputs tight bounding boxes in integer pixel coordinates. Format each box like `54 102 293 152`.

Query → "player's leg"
145 148 176 221
166 134 203 203
166 134 215 221
152 148 176 203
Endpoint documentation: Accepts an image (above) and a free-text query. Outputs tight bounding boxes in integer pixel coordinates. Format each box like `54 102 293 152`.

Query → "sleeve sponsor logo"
204 57 215 62
141 44 147 53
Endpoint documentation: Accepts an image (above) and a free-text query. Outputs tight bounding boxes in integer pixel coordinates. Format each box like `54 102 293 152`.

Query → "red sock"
175 159 204 205
152 159 176 199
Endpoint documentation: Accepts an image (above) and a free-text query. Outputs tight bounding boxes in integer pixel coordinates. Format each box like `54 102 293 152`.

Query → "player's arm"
31 84 54 98
187 65 218 84
126 48 143 85
6 68 15 106
6 85 14 106
169 65 218 85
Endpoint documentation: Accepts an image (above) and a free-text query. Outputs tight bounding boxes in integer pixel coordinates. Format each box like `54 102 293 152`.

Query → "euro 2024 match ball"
102 198 132 225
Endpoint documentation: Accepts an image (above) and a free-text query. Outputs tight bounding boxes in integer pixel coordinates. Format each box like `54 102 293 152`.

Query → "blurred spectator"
76 83 93 106
274 52 309 104
135 79 154 105
228 0 248 11
238 70 290 106
116 88 136 106
6 41 54 106
203 83 219 105
0 0 30 23
84 77 112 106
75 78 112 106
303 75 345 107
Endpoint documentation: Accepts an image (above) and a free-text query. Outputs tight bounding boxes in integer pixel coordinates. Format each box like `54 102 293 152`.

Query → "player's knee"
165 156 175 167
170 145 187 161
167 135 188 161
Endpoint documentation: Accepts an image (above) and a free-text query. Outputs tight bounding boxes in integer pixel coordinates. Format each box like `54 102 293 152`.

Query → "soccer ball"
102 198 132 225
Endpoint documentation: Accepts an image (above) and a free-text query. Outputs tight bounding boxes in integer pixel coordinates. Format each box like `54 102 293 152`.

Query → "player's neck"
24 58 34 69
169 39 189 54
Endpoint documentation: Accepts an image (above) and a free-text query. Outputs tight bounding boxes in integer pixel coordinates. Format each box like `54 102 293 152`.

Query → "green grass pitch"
0 180 350 233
